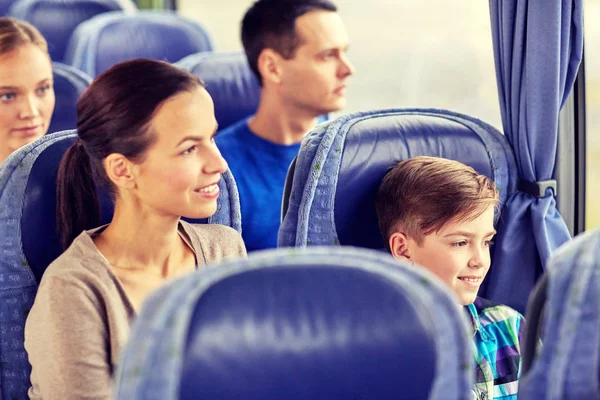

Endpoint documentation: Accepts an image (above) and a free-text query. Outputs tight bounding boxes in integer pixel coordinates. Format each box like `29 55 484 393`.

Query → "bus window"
179 0 502 128
584 0 600 229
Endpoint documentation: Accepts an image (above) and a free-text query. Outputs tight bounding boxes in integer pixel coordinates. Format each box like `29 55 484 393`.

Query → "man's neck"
248 95 318 146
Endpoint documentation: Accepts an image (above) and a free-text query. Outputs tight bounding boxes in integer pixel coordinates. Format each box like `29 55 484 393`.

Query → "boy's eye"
451 240 468 247
484 240 495 247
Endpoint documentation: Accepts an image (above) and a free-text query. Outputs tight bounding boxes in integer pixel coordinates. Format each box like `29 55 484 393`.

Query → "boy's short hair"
241 0 337 85
375 156 500 249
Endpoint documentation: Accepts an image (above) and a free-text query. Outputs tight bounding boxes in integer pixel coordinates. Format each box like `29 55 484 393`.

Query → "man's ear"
257 48 284 85
389 232 412 262
104 153 136 190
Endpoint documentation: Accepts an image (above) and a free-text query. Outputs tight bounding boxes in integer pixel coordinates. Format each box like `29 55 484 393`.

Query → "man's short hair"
375 156 500 250
241 0 337 85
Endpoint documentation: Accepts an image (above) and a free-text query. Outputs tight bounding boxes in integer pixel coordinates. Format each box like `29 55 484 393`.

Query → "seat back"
279 109 520 304
177 52 260 132
114 246 473 400
50 62 92 133
279 108 518 249
65 10 213 76
0 131 241 398
8 0 130 62
0 0 17 15
519 229 600 400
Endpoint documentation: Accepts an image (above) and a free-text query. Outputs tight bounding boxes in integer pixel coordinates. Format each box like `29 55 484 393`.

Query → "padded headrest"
279 109 518 249
49 62 92 134
519 229 600 399
0 0 17 16
0 131 240 284
8 0 129 62
114 247 474 400
177 52 260 132
65 10 213 77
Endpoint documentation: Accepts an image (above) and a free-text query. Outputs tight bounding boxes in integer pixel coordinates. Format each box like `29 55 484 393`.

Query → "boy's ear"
389 232 412 261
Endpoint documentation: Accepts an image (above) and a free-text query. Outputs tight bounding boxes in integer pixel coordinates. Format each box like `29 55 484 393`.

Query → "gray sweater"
25 221 246 400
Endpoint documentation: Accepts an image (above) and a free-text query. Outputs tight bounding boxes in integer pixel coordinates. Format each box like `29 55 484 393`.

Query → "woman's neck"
92 200 186 276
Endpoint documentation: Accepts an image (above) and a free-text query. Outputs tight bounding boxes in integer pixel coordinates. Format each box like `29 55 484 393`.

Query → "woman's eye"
182 145 198 155
0 93 16 101
36 84 51 95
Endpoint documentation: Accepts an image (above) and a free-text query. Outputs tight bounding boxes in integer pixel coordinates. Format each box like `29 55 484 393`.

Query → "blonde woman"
0 17 55 164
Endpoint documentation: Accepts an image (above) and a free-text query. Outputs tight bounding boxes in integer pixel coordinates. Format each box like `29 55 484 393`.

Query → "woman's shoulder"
181 221 247 263
40 229 113 288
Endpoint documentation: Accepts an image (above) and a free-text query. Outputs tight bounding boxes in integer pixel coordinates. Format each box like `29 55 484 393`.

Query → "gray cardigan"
25 221 246 400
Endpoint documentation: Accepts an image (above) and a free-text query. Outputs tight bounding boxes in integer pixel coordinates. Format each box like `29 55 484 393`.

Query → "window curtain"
483 0 583 313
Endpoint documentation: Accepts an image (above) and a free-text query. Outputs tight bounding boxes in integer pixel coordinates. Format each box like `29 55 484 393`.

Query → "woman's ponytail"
56 140 100 250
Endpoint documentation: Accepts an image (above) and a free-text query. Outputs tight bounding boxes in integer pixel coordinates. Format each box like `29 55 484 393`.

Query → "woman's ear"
389 232 412 262
104 153 136 190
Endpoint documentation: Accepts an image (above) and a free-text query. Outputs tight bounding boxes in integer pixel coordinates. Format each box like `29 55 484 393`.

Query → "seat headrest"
50 62 92 133
0 0 17 16
0 131 240 284
114 247 474 400
65 10 213 76
279 109 518 249
8 0 129 62
177 52 260 132
519 229 600 399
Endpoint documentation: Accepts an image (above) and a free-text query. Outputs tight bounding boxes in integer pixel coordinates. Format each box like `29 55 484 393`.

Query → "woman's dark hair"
57 59 203 249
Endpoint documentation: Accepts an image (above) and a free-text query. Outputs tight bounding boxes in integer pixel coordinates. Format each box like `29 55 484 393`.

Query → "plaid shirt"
466 297 524 400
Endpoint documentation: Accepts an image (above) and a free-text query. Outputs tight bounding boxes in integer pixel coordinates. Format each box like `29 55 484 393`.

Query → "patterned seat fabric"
519 229 600 400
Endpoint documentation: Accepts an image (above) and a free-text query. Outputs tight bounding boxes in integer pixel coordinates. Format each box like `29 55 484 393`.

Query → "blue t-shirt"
216 119 300 252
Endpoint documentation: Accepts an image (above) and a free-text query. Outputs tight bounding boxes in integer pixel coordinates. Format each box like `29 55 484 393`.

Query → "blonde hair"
376 156 500 249
0 17 48 57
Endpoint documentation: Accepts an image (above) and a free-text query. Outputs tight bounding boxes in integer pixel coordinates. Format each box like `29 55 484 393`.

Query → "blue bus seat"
278 109 519 300
0 0 16 16
519 229 599 400
65 10 213 77
8 0 131 62
0 130 241 399
49 62 92 133
176 52 260 132
114 246 474 400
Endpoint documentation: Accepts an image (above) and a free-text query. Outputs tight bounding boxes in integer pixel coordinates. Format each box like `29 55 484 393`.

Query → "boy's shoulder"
473 297 524 324
468 297 524 343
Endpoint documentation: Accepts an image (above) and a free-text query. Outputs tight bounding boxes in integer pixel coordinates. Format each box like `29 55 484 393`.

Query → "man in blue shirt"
216 0 355 251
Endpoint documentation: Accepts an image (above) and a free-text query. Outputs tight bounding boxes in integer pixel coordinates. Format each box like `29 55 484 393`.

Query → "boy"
375 156 523 400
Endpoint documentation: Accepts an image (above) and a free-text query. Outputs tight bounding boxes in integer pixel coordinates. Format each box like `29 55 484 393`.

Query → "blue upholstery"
8 0 130 62
65 10 213 77
0 130 241 398
177 52 260 132
0 0 17 15
114 247 474 400
279 109 518 250
49 62 92 134
519 229 599 400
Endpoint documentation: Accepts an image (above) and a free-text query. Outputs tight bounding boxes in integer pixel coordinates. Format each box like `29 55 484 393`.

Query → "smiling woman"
0 17 55 164
24 59 246 400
